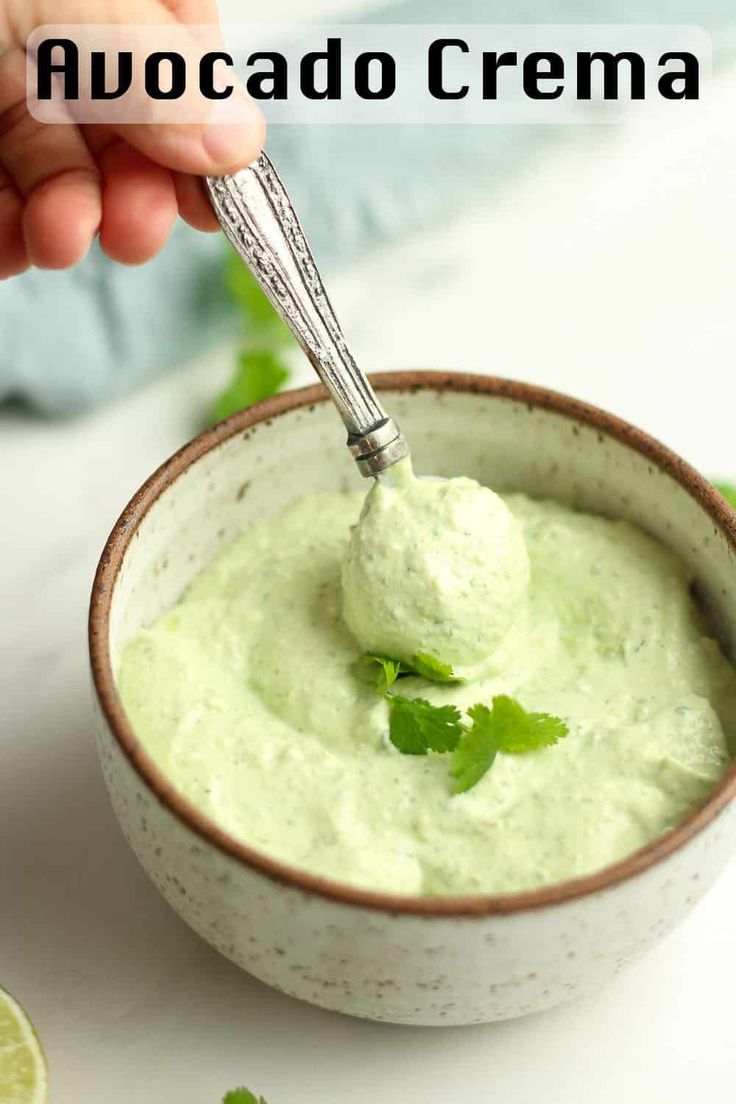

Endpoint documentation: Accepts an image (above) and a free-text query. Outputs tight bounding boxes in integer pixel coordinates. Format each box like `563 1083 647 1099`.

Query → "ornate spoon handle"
206 154 409 477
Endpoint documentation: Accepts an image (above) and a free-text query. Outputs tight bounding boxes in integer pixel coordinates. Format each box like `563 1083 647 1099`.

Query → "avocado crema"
118 471 735 896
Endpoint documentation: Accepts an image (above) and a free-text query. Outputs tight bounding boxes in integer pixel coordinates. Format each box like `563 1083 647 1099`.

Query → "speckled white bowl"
89 373 736 1026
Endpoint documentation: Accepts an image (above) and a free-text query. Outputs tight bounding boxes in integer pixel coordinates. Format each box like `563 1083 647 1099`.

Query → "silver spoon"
206 153 409 479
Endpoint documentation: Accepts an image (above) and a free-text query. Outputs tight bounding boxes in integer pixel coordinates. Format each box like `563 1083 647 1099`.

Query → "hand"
0 0 265 277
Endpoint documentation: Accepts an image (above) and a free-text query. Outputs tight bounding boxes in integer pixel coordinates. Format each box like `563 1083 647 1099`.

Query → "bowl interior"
108 379 736 690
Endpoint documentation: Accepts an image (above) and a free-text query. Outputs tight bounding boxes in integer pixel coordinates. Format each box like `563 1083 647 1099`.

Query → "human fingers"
0 49 101 268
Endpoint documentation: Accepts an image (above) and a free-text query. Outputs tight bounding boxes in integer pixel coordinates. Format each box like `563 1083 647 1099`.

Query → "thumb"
109 91 266 177
13 0 265 174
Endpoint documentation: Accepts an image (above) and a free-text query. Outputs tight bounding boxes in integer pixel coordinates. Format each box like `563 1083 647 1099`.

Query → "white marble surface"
2 32 736 1104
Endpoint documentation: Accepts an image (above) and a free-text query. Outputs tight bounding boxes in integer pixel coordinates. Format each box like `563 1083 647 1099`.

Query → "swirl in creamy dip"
118 484 735 896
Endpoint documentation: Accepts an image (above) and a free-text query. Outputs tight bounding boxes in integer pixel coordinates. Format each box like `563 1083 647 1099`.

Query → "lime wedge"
0 986 48 1104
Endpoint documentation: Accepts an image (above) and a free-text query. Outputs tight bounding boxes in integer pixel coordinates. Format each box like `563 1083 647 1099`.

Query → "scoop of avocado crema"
341 458 530 673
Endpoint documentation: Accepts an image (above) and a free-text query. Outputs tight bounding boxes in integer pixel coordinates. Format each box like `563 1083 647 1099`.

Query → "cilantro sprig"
223 1089 269 1104
360 651 465 693
211 253 294 424
213 350 289 424
451 697 568 794
360 654 413 691
360 651 568 792
389 696 464 755
412 652 464 682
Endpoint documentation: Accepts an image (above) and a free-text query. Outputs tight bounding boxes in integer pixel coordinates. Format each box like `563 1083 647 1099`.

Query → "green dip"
118 487 735 896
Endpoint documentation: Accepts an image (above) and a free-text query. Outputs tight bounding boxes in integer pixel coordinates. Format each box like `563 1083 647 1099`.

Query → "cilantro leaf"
713 481 736 509
389 695 464 755
451 697 568 794
223 1089 268 1104
412 652 465 683
359 653 413 692
212 251 293 424
485 695 568 753
358 650 464 689
450 704 499 794
212 350 289 423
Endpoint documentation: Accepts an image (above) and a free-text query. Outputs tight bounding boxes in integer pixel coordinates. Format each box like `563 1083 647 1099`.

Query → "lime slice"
0 986 48 1104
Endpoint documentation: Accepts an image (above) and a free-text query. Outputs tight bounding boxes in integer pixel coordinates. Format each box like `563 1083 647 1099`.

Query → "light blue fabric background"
2 0 734 414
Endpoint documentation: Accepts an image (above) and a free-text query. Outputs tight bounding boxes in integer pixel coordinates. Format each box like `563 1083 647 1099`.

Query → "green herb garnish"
360 650 568 792
212 254 294 424
449 703 500 794
213 350 290 423
223 1089 269 1104
388 695 464 755
412 651 465 683
359 651 464 692
359 653 413 692
451 696 569 794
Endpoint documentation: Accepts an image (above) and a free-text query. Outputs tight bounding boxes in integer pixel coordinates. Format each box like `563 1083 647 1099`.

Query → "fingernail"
201 93 263 168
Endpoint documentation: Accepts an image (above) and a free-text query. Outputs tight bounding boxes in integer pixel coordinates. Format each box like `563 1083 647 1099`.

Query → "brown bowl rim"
89 371 736 917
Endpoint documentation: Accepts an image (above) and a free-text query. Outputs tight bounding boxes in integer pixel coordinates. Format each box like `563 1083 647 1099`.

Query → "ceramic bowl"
89 372 736 1026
